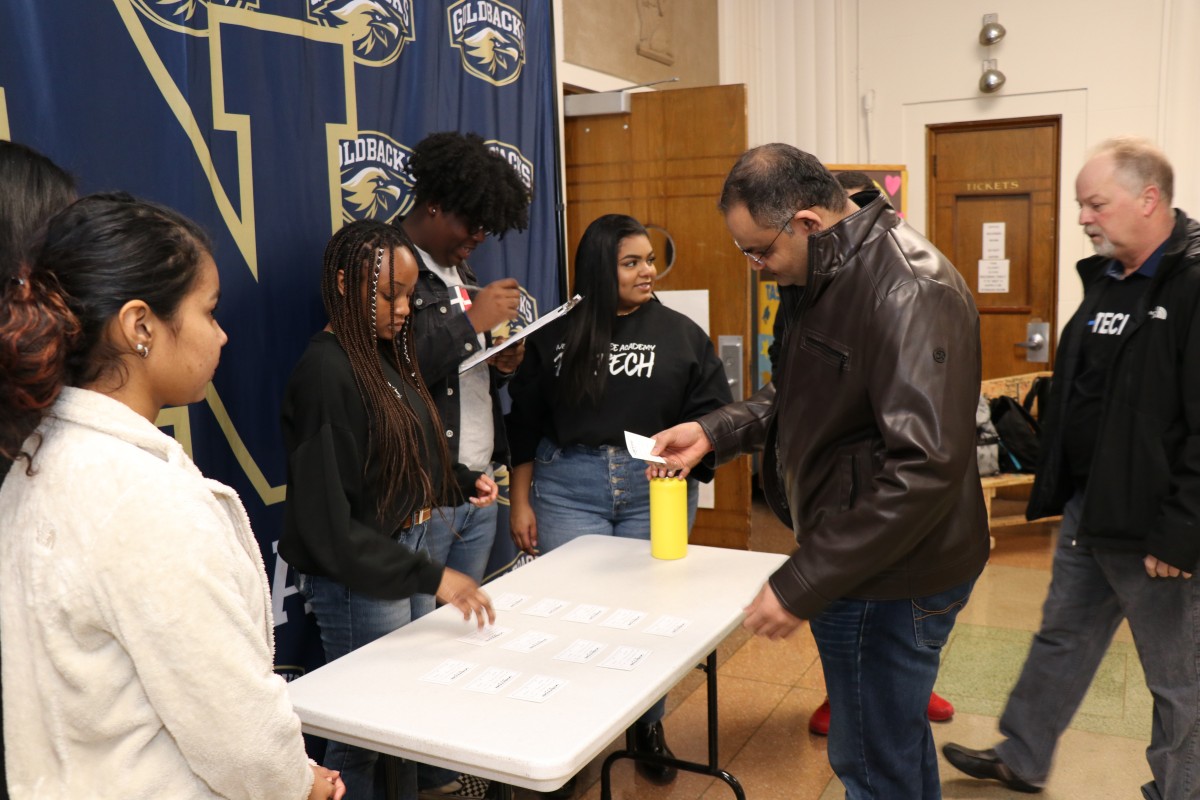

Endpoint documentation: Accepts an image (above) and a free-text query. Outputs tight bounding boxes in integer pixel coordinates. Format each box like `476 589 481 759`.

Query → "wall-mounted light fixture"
979 13 1006 46
979 59 1006 93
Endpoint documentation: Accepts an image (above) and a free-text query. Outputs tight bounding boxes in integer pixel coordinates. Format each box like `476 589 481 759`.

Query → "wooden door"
927 117 1060 379
564 85 751 550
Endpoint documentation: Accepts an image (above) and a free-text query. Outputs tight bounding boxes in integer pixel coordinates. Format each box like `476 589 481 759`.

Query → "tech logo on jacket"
339 131 414 223
446 0 526 86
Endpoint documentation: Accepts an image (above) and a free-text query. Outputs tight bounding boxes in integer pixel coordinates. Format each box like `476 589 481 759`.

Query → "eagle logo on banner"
446 0 526 86
339 132 415 223
485 139 534 196
308 0 416 66
130 0 257 32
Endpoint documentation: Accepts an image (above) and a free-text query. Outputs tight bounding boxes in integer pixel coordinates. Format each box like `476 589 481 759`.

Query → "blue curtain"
0 0 563 677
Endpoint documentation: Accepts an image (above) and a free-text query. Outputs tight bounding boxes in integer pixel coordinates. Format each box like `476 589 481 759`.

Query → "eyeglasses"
735 214 793 266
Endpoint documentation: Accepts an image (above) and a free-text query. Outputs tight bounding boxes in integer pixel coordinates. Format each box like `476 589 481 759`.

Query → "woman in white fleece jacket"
0 194 344 800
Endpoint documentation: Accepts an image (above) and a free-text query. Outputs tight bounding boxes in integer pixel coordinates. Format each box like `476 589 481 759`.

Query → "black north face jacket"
1027 211 1200 571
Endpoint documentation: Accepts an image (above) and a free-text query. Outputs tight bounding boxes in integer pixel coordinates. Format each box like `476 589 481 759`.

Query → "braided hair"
320 219 454 521
407 132 530 236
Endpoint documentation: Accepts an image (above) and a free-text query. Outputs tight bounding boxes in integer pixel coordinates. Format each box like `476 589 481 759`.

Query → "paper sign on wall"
982 222 1006 259
978 259 1011 293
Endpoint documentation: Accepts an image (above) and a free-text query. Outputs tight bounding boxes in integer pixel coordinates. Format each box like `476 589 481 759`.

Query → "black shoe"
942 743 1042 793
631 720 678 784
538 775 576 799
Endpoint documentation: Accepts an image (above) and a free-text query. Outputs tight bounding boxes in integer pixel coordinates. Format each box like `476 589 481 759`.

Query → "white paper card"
600 609 646 630
644 615 690 637
624 431 666 464
465 667 521 694
563 604 608 624
456 625 511 646
554 639 606 664
522 598 570 618
502 630 556 653
492 592 529 611
982 222 1006 259
509 674 568 703
599 646 651 671
420 659 477 685
978 259 1011 293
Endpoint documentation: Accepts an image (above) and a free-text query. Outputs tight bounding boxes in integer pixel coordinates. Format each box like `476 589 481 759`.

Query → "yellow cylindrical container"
649 477 688 560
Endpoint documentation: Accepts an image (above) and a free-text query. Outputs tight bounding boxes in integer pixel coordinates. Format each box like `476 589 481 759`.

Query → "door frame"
901 90 1089 336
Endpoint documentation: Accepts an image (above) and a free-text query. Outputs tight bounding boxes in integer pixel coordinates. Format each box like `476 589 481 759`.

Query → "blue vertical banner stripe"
0 0 562 677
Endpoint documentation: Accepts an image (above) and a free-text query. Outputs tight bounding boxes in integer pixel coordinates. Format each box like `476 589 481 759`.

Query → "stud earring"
134 343 150 359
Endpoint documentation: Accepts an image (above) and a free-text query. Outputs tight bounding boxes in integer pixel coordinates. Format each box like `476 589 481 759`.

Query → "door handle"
1018 322 1050 363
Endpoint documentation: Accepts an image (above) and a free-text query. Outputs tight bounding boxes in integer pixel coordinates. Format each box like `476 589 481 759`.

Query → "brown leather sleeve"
696 382 776 466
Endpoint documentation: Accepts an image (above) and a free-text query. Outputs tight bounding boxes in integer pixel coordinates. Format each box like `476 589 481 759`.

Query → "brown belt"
399 507 432 530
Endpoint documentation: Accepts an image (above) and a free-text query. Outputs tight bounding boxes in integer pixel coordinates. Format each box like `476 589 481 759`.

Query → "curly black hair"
406 131 530 237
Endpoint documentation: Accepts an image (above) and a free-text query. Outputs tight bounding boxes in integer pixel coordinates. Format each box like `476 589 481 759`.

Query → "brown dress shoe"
942 743 1042 793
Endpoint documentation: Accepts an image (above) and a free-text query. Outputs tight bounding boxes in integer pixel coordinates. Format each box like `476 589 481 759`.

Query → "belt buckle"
402 507 431 530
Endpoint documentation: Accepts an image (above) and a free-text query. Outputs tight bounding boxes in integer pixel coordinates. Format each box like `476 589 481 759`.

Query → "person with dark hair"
944 138 1200 800
0 193 344 799
797 169 956 737
397 131 530 800
279 218 497 800
505 213 732 792
649 143 988 799
0 139 76 280
0 139 76 798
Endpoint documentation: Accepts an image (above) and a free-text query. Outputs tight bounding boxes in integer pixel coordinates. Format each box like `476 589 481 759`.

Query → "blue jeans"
809 578 975 800
531 439 698 725
996 493 1200 798
296 522 427 800
412 500 498 619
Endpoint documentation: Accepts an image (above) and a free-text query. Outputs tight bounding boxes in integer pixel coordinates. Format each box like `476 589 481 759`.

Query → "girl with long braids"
0 193 344 799
279 219 496 800
505 214 732 790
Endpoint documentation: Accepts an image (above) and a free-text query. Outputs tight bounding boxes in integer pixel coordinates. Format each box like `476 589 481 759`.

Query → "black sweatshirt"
506 299 732 479
278 331 478 600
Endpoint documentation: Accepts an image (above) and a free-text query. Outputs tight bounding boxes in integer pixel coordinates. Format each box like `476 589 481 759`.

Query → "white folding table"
286 535 787 799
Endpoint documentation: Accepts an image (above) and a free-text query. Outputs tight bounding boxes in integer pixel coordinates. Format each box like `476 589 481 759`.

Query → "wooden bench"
979 371 1056 535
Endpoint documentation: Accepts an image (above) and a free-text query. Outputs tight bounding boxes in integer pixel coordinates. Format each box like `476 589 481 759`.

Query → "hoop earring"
134 343 150 359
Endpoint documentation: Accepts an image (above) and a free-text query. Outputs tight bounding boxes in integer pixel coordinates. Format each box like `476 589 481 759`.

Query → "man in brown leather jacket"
651 143 989 799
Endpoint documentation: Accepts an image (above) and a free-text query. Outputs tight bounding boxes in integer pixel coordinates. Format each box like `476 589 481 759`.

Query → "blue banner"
0 0 563 677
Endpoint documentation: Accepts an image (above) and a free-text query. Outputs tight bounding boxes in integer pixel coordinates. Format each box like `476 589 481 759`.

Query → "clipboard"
458 294 583 373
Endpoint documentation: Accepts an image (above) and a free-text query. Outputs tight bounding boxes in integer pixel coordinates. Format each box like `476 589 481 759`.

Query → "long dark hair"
0 140 76 280
321 219 454 520
558 214 649 406
0 193 210 468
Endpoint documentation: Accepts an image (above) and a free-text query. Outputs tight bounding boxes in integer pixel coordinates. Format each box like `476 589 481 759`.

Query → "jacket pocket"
800 331 852 371
837 452 858 511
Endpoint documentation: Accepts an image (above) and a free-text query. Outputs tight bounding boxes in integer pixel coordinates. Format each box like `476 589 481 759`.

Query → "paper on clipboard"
458 294 582 373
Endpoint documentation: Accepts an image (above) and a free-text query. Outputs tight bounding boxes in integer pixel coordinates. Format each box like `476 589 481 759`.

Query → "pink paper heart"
884 175 901 196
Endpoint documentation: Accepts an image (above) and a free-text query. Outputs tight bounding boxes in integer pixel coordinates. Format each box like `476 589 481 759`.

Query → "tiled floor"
514 495 1153 799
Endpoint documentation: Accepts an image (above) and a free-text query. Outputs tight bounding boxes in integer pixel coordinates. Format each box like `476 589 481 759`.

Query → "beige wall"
562 0 719 89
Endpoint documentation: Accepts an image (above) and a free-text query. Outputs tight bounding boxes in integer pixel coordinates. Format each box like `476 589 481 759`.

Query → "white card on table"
598 646 651 671
492 592 529 611
419 659 477 685
501 630 556 653
644 615 690 637
522 597 570 617
554 639 606 664
456 625 511 646
509 674 568 703
562 604 608 623
464 667 521 694
599 609 646 630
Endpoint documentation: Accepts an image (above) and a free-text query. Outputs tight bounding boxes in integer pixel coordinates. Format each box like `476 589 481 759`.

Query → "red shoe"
808 698 831 735
927 691 955 722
